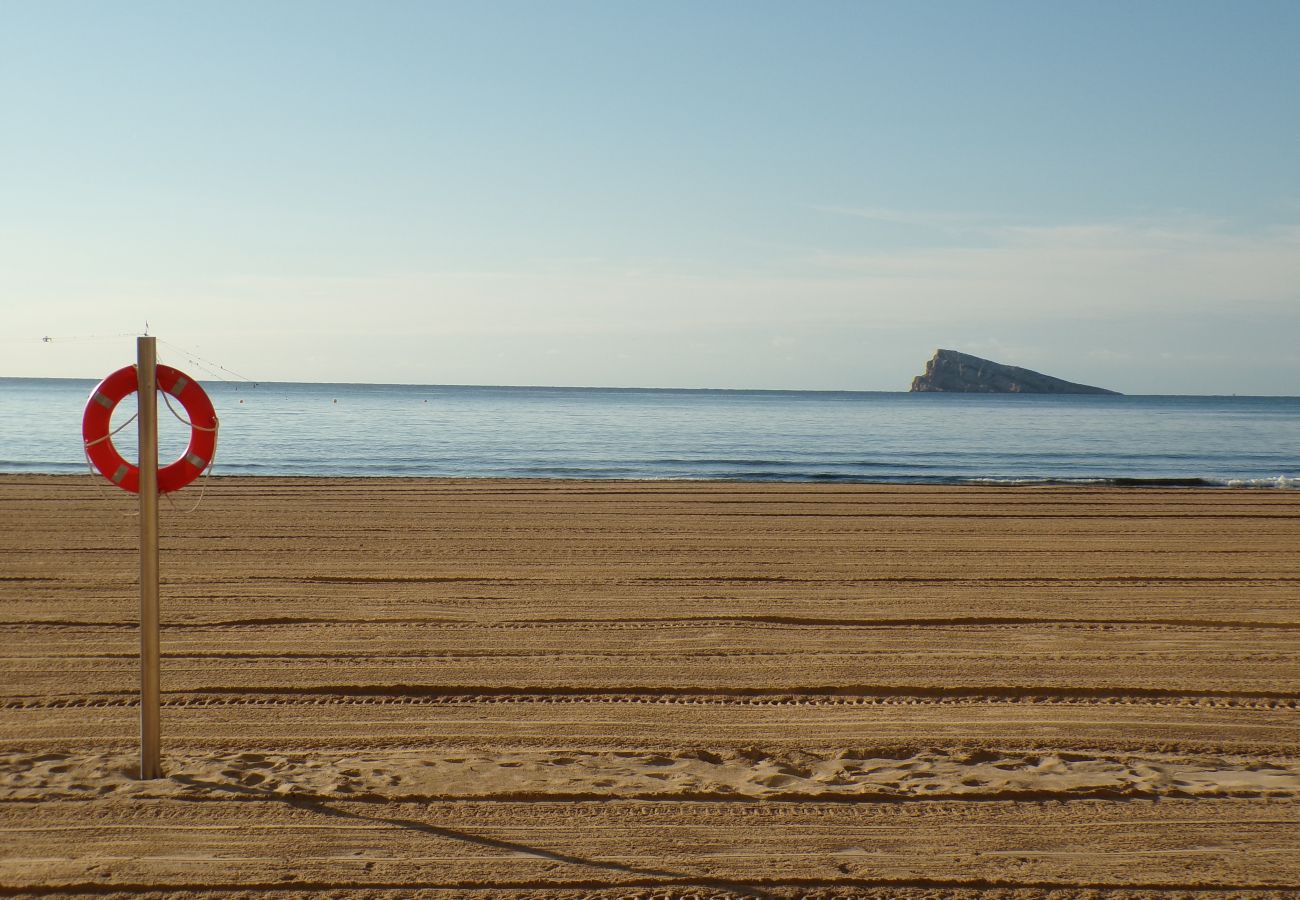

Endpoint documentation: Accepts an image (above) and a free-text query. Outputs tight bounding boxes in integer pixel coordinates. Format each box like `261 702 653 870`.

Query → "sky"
3 0 1298 394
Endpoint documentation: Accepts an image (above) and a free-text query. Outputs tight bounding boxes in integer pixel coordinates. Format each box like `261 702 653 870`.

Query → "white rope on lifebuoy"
158 386 221 513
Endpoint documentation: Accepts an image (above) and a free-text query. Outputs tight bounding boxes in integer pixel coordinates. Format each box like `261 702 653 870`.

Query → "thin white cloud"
804 215 1300 318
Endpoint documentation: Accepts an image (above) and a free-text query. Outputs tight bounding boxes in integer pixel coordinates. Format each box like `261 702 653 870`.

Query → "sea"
2 377 1297 487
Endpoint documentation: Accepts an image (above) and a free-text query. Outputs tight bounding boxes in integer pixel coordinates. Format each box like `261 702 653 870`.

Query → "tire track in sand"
0 476 1297 894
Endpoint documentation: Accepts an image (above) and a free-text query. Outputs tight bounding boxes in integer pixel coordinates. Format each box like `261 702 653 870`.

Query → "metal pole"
137 336 162 779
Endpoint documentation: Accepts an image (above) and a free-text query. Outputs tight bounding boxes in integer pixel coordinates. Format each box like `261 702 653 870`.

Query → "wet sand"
1 475 1298 896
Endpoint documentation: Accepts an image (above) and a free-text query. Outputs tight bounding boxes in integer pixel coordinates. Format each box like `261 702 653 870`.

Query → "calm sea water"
2 377 1297 487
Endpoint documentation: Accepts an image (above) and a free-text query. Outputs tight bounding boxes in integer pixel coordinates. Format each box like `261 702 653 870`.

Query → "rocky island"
911 349 1120 395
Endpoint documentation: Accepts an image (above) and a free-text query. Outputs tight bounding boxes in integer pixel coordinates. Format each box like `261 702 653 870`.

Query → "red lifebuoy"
82 364 219 494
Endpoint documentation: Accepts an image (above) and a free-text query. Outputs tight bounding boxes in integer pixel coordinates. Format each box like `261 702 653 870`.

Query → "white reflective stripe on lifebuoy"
94 392 115 410
186 452 207 468
173 375 189 394
112 464 130 484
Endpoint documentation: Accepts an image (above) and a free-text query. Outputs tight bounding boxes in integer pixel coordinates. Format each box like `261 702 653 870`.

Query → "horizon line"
1 374 1294 399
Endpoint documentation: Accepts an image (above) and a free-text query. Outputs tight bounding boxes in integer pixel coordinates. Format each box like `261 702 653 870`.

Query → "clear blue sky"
3 1 1298 393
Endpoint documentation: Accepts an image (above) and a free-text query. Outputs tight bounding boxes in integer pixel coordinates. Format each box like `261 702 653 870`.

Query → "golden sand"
1 475 1297 896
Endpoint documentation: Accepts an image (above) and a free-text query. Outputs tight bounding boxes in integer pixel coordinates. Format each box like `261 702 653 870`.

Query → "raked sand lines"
0 475 1298 895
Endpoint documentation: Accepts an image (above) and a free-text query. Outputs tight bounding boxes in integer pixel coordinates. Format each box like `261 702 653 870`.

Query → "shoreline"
4 471 1297 489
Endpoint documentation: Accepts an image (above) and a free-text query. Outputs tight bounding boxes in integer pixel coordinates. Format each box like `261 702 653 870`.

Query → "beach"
1 474 1298 896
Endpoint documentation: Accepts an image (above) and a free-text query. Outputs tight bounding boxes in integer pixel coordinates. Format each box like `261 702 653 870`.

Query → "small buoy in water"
333 399 337 404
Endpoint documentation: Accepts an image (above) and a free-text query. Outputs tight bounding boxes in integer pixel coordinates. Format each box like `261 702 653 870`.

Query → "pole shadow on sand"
169 772 778 898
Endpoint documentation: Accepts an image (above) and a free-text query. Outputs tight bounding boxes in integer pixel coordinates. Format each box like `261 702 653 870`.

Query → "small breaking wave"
967 475 1298 489
1221 475 1299 489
